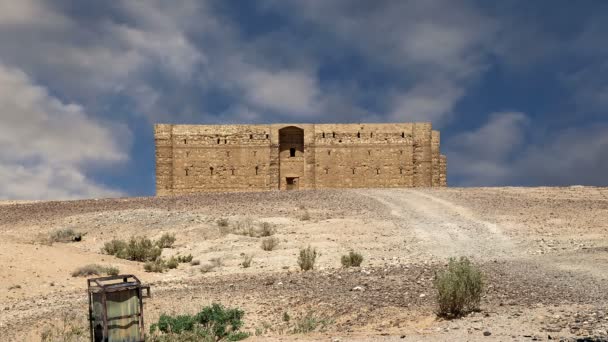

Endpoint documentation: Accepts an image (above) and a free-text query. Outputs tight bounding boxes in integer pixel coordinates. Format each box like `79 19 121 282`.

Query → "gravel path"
360 189 517 261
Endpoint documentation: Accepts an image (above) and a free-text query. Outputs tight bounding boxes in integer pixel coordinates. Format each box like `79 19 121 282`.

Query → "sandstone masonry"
155 123 447 195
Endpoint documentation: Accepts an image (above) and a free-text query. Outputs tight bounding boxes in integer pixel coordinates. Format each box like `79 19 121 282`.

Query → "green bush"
103 236 164 262
341 251 363 268
260 237 279 251
156 233 176 248
144 259 167 273
102 239 128 257
105 266 120 276
166 257 179 269
71 264 119 277
125 236 162 262
176 254 193 263
434 257 483 318
298 246 317 271
150 304 249 341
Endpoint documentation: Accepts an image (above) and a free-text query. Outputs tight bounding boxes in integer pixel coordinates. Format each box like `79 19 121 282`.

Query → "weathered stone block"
154 123 447 195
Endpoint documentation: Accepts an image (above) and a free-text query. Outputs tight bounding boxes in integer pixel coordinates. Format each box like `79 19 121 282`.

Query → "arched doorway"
278 126 304 190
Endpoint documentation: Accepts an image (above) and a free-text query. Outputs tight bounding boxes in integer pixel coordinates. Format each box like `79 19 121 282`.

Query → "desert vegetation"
290 311 333 334
434 256 484 318
217 217 277 238
340 250 363 267
298 246 317 271
101 234 184 272
149 304 249 341
260 237 279 251
71 264 119 277
241 254 253 268
102 236 161 262
156 233 176 248
48 228 82 243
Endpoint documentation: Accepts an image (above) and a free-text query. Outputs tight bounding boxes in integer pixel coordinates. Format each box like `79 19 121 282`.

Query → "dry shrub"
260 237 279 251
259 222 275 237
434 256 483 318
190 259 201 266
341 251 363 268
144 259 167 273
217 218 229 227
40 312 87 342
210 257 223 268
49 228 82 243
200 263 216 273
298 246 317 271
241 255 253 268
300 210 311 221
290 311 333 334
176 254 193 263
166 256 179 269
125 237 162 262
234 217 255 236
103 237 162 262
156 233 176 248
71 264 119 277
101 239 128 257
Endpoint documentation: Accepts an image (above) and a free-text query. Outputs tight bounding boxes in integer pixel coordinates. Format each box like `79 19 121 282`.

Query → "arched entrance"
278 126 304 190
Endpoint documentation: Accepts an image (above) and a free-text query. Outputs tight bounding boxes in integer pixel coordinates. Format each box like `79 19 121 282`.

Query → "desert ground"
1 187 608 341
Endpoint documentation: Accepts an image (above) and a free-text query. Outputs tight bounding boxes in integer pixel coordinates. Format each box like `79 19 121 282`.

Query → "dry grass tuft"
260 237 279 251
49 228 82 243
241 254 253 268
156 233 176 248
71 264 119 277
144 259 167 273
298 246 317 271
341 251 363 268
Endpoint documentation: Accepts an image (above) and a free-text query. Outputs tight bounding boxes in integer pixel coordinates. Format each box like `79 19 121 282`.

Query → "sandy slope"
0 187 607 341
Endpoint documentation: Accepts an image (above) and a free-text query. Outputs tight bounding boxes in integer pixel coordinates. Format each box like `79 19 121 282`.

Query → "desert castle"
155 123 447 195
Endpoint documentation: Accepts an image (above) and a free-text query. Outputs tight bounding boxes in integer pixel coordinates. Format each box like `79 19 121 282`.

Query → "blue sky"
0 0 607 199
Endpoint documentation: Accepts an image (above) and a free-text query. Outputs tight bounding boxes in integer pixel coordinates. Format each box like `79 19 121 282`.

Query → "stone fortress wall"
155 123 447 195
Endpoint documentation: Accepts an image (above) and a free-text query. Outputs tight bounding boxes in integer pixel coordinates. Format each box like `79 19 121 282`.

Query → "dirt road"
361 189 517 261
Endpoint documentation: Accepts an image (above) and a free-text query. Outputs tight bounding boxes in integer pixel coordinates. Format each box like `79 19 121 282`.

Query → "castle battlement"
154 123 447 195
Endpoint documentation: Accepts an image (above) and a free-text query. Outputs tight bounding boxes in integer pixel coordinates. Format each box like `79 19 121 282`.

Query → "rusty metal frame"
87 274 151 342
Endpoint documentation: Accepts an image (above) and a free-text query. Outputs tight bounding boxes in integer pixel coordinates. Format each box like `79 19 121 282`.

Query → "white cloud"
0 0 67 28
0 63 129 199
0 0 206 120
240 69 320 115
446 112 529 185
389 79 465 123
446 112 608 186
265 0 497 125
513 125 608 186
